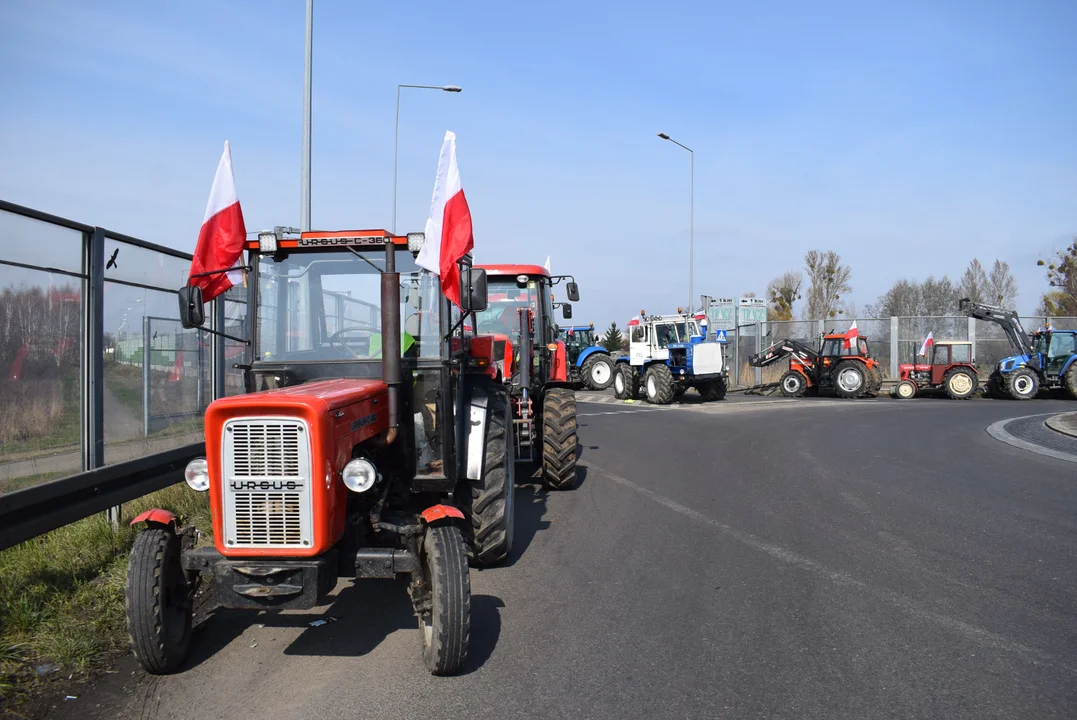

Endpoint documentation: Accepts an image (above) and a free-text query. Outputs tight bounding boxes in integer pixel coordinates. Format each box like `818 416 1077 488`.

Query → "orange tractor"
128 227 514 677
750 333 884 399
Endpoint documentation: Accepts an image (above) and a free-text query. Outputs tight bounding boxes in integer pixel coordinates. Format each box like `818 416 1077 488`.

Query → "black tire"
833 360 867 399
1064 364 1077 400
1004 367 1038 400
643 364 675 405
126 526 192 675
419 524 471 675
943 367 976 400
699 377 727 402
985 370 1003 398
613 364 638 400
864 366 883 398
541 388 578 490
672 386 687 399
581 353 615 391
779 371 806 397
893 379 917 399
466 383 513 567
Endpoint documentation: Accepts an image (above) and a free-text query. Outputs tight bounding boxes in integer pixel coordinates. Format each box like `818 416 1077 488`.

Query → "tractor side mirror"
460 267 488 312
178 285 205 329
562 303 573 319
565 281 580 302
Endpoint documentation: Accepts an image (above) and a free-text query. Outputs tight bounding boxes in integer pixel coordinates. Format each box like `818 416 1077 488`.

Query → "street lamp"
657 132 694 311
393 84 463 233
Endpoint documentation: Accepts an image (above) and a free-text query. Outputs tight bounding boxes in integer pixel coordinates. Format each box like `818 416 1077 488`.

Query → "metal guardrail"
0 443 203 551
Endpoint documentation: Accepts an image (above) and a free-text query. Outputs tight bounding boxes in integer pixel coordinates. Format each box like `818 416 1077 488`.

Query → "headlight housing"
184 457 210 492
342 458 378 493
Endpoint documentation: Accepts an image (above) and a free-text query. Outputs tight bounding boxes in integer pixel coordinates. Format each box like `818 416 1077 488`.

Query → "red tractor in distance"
893 340 978 400
474 264 580 491
750 332 883 399
127 227 512 677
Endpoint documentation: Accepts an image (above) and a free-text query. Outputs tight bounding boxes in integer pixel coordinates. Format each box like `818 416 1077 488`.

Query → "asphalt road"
56 395 1077 720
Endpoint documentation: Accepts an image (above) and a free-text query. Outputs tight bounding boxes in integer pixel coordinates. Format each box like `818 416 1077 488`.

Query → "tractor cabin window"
1049 333 1076 359
631 325 647 343
821 339 844 357
951 344 972 363
933 345 950 365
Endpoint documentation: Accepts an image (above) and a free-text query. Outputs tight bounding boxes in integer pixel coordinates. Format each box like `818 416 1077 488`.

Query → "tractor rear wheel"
943 368 976 400
126 526 193 675
866 366 883 398
699 377 727 402
613 365 638 400
833 360 867 399
582 353 615 391
893 379 917 399
466 383 513 567
1064 364 1077 400
541 388 578 490
779 371 806 397
643 364 675 405
1004 367 1038 400
418 524 471 676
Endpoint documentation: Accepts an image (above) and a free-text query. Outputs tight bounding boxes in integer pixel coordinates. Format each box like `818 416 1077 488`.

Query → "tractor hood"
998 354 1035 373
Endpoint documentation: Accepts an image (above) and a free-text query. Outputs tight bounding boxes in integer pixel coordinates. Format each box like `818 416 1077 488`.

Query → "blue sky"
1 0 1075 327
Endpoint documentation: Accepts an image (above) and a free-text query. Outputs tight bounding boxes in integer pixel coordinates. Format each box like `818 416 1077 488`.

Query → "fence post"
968 316 976 363
142 315 151 438
733 326 740 387
755 323 762 386
83 228 112 526
890 316 899 379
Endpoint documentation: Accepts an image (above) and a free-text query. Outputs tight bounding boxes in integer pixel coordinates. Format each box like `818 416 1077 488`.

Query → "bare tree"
865 279 921 318
766 270 803 321
920 276 960 316
986 259 1018 309
958 259 988 304
803 250 851 320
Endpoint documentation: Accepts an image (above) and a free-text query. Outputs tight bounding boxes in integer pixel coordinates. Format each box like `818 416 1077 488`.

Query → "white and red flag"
189 142 246 301
843 319 860 349
918 331 935 357
417 131 474 307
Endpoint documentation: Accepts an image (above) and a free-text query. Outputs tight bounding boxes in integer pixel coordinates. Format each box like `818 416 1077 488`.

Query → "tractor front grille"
221 418 313 549
670 349 688 368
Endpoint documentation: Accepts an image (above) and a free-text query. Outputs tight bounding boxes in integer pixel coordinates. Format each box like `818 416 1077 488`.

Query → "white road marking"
584 461 1077 676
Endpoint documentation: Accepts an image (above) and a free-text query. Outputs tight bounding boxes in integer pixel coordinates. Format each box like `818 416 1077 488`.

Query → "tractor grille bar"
222 418 313 549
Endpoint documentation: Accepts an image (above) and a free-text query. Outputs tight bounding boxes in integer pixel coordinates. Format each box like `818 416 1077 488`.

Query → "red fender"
550 339 568 383
130 508 178 528
420 504 465 524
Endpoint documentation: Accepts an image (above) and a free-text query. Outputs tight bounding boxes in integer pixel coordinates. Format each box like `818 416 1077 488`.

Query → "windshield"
256 249 441 361
475 276 544 344
1034 333 1049 355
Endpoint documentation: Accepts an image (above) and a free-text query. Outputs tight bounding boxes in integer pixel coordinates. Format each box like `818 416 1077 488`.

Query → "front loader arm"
958 298 1033 354
749 339 819 368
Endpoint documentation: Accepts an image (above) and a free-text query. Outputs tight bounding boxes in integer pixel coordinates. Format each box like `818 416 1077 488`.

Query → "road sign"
706 297 736 331
715 329 728 343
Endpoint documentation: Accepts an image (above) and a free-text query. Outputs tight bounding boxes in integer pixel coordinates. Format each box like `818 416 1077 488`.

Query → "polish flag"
843 319 859 349
544 256 551 272
189 142 246 302
919 331 934 357
417 131 474 307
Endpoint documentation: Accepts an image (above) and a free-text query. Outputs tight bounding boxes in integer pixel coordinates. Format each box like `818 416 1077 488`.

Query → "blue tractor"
960 298 1077 400
612 310 727 404
557 323 616 390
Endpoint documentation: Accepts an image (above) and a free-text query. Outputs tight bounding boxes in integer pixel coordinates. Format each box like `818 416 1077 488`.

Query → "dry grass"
0 484 212 704
0 377 79 459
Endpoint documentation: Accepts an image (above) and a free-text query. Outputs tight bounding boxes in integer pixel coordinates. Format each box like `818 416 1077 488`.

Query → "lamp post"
393 84 463 233
657 132 694 311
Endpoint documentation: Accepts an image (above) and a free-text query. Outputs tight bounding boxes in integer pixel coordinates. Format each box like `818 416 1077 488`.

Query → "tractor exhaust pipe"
382 243 401 444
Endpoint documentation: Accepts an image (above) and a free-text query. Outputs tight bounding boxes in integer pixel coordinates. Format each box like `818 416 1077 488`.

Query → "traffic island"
1045 412 1077 439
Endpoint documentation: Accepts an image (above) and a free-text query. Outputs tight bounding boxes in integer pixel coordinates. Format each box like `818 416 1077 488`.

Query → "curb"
1045 412 1077 439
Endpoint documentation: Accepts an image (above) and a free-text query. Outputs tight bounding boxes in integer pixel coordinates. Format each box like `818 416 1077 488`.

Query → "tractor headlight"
342 458 378 493
184 457 210 492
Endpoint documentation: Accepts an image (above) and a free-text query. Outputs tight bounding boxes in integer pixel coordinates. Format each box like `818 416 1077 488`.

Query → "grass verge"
0 484 211 706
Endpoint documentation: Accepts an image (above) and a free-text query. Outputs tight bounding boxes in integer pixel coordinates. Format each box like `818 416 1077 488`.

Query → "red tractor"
749 333 884 399
127 227 513 677
474 264 580 490
893 340 978 400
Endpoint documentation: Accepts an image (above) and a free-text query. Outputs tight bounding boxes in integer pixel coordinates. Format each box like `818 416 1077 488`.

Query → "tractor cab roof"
478 264 551 278
245 228 410 251
562 325 594 332
933 340 971 346
822 333 867 340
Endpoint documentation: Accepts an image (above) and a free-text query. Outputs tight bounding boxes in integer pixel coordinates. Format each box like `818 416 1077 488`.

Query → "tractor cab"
1032 329 1077 380
558 324 597 366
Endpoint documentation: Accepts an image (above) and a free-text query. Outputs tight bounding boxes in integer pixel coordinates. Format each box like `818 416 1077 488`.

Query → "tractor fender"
549 340 568 382
464 381 489 481
420 505 465 525
1059 355 1077 378
575 346 609 368
129 508 178 529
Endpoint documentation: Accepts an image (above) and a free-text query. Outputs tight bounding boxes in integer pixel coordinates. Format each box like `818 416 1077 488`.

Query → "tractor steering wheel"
329 327 372 358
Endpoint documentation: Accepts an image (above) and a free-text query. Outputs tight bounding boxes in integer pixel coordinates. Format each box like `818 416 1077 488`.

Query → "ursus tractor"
892 340 978 399
127 227 513 677
750 332 883 399
475 264 581 490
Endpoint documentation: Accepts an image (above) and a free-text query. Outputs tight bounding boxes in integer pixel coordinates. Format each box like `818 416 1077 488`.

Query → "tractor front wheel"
582 353 615 391
613 365 638 400
699 377 727 402
541 388 578 490
779 371 806 397
944 368 976 400
893 379 917 399
418 524 471 676
1064 364 1077 400
1004 367 1039 400
834 360 867 399
126 526 193 675
643 364 675 405
466 383 514 567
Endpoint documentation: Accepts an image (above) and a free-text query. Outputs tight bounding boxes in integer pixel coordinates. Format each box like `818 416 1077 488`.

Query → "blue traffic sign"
715 329 728 343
